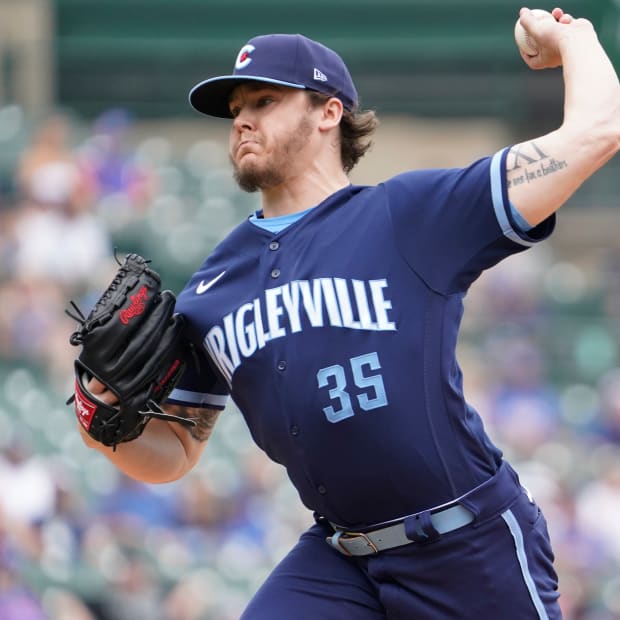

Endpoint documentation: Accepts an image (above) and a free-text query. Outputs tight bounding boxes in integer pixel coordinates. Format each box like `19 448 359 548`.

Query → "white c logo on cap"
235 44 255 70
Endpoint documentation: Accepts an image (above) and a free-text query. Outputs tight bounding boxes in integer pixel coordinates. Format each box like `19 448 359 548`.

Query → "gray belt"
327 504 474 556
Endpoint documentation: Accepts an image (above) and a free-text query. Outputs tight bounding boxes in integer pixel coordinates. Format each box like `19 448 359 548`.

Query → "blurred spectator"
10 201 111 290
95 474 180 531
0 278 65 360
0 539 47 620
575 454 620 563
174 471 237 531
587 367 620 444
0 436 56 527
94 550 166 620
482 334 562 457
162 569 240 620
16 113 92 212
463 244 552 330
4 111 110 293
41 588 96 620
78 107 155 218
599 243 620 319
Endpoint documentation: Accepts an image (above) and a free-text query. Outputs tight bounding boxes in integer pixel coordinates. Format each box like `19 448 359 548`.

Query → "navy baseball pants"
240 463 562 619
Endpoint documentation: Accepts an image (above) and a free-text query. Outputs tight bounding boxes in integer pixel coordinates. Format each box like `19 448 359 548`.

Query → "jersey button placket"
268 239 281 278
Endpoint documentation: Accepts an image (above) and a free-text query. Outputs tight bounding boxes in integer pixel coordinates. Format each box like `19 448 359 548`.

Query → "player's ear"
318 96 343 131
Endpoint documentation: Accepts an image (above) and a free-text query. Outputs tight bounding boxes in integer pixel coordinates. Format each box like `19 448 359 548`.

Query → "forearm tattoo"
506 140 568 188
166 404 221 442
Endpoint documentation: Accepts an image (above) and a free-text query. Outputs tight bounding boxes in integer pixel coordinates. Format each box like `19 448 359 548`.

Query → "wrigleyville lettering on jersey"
205 277 396 422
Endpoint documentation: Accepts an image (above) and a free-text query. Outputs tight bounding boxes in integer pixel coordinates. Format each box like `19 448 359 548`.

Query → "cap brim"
189 75 306 118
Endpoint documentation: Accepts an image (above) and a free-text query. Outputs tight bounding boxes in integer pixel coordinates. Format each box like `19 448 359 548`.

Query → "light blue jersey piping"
168 388 229 408
490 149 536 245
501 510 550 620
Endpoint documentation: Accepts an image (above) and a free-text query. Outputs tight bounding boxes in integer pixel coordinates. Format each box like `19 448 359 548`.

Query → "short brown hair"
307 92 378 174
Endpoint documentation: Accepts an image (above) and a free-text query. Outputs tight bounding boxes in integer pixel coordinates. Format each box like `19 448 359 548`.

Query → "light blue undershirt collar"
249 207 315 233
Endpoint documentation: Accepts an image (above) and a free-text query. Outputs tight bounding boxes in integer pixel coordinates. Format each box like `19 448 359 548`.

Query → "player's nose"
232 108 255 133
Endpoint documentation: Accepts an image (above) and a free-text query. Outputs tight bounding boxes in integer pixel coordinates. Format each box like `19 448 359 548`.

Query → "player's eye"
256 96 274 108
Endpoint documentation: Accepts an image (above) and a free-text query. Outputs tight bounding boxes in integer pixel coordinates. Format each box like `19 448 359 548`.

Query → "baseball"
514 8 555 56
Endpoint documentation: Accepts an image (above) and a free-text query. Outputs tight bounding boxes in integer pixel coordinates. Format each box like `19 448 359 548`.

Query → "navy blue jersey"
169 148 554 527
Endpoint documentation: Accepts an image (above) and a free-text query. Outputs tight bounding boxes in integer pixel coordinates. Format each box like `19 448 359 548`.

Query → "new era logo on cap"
189 33 359 118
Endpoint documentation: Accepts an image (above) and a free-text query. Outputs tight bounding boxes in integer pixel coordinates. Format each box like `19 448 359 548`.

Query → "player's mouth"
235 140 261 160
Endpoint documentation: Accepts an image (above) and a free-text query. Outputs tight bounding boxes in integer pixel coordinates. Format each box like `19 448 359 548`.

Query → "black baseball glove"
66 253 195 448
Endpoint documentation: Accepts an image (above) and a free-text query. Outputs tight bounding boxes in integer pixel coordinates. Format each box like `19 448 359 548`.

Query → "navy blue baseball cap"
189 34 358 118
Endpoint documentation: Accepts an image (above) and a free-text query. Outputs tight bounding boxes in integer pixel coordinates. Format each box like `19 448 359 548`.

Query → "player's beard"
231 114 313 193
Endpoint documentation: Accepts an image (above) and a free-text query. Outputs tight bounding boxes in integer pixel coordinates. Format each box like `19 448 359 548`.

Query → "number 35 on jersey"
317 351 388 423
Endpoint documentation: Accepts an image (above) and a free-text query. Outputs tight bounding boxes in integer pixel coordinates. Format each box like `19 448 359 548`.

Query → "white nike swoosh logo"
196 270 226 295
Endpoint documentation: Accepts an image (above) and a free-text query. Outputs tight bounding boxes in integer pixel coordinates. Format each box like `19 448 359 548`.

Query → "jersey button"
277 360 287 371
317 484 327 495
271 268 281 278
269 241 280 251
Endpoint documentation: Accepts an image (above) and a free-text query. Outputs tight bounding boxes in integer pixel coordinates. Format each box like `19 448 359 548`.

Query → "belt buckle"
329 529 380 556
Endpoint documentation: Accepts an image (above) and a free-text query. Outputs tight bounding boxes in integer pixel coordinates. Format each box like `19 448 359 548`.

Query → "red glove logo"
119 286 148 324
74 379 97 431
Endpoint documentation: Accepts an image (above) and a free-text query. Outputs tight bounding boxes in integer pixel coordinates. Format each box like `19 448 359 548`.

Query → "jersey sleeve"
384 147 555 294
166 344 230 410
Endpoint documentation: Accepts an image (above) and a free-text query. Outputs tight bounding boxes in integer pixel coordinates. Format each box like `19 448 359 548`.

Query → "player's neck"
260 169 350 218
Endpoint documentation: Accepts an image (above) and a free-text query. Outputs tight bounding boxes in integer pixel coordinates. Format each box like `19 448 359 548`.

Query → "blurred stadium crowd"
0 104 619 619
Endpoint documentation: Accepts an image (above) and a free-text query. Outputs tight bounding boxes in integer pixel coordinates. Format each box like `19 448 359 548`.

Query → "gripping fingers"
87 376 120 406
